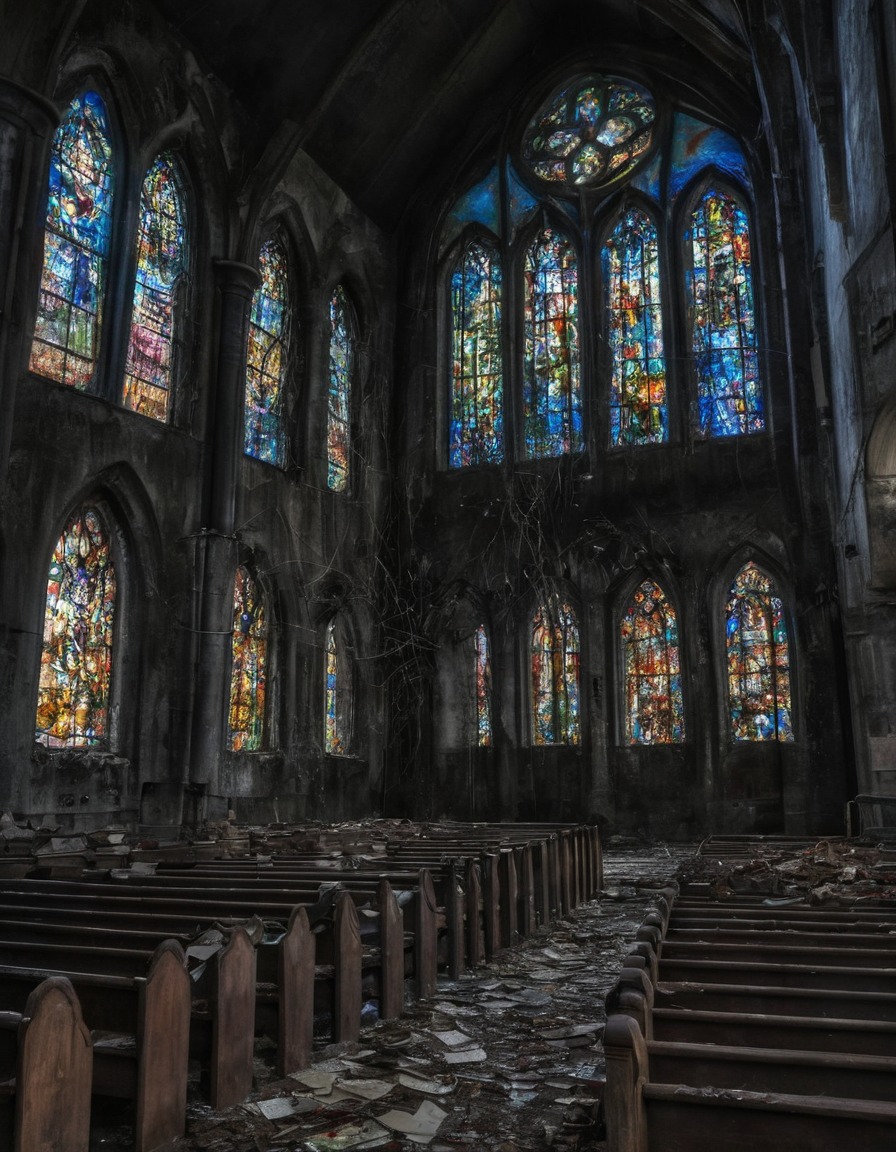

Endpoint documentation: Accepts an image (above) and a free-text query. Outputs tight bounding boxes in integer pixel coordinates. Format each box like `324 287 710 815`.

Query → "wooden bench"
0 940 190 1152
0 977 92 1152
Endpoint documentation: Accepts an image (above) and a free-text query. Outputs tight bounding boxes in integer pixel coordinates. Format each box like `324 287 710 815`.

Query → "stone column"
0 78 58 482
186 260 259 808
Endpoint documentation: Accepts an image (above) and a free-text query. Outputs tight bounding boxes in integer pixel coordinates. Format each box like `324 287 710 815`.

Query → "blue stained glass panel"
245 239 290 465
327 286 353 492
687 188 763 437
450 238 503 467
474 624 492 747
30 91 114 390
622 580 684 744
523 228 582 458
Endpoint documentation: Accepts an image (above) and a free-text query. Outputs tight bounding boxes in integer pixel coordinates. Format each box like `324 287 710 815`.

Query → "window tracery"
726 562 793 742
229 567 267 751
449 237 504 467
621 579 683 744
30 91 114 390
531 600 580 745
474 624 493 747
123 153 188 421
36 508 116 748
327 286 354 492
523 227 582 458
603 206 667 446
245 237 291 465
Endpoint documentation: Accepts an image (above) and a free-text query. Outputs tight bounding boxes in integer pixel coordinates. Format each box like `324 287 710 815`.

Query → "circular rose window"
522 76 656 188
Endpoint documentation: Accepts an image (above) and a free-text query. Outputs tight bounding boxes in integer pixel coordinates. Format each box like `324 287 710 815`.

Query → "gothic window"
523 227 582 458
621 579 684 744
245 237 291 465
522 76 656 188
229 567 267 751
325 620 351 754
30 91 115 390
327 285 354 492
687 187 762 437
531 599 580 745
726 562 793 742
603 207 667 446
473 623 493 746
449 237 504 467
35 508 116 748
123 153 188 421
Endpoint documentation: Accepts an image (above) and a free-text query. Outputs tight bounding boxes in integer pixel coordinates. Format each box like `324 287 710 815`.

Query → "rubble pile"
679 838 896 903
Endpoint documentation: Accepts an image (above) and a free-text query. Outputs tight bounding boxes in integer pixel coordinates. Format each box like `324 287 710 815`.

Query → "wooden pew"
0 977 92 1152
0 941 190 1152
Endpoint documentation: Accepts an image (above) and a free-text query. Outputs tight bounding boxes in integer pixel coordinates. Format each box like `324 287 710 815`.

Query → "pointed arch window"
603 207 667 446
123 153 188 421
726 562 793 742
523 227 582 458
325 620 351 754
687 187 762 437
35 508 116 747
245 237 291 464
622 580 684 744
30 91 115 390
473 624 493 746
531 600 580 745
450 237 504 467
327 286 354 492
229 567 267 751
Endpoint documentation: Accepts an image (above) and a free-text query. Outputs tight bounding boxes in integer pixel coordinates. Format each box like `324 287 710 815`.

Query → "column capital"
213 259 261 299
0 78 59 136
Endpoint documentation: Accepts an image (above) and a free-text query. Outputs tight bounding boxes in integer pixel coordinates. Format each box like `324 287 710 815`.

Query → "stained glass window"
229 567 266 751
325 620 350 754
245 238 290 464
450 238 503 467
531 600 580 745
35 508 116 748
523 228 582 458
30 91 114 390
726 563 793 742
522 77 655 187
604 208 667 446
474 624 492 747
327 286 353 492
687 188 763 437
123 154 188 421
622 580 684 744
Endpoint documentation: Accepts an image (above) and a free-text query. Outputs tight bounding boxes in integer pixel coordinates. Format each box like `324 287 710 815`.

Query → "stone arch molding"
865 399 896 590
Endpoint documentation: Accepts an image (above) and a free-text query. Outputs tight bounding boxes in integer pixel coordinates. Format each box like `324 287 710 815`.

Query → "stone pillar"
186 260 259 807
0 78 58 482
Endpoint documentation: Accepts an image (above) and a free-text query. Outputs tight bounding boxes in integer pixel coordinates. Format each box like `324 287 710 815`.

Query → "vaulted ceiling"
153 0 756 231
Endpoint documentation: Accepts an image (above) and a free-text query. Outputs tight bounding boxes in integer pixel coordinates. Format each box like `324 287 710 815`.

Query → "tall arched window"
35 508 116 747
229 567 267 751
523 227 582 458
531 600 580 745
687 187 762 437
603 207 667 446
327 285 354 492
473 624 493 746
30 91 115 390
726 562 793 742
621 580 684 744
123 153 188 421
245 237 291 464
450 237 504 467
325 620 351 753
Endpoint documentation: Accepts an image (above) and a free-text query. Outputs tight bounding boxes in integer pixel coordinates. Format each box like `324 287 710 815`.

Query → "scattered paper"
290 1070 337 1093
336 1077 395 1101
398 1072 456 1095
256 1097 296 1120
443 1047 487 1064
430 1029 471 1048
377 1101 448 1144
304 1119 392 1150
